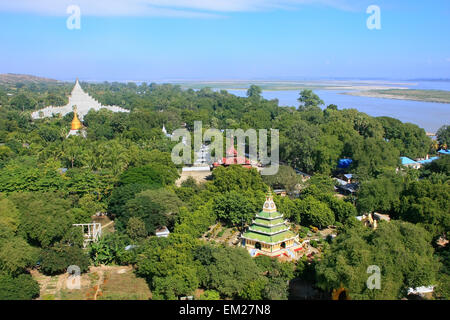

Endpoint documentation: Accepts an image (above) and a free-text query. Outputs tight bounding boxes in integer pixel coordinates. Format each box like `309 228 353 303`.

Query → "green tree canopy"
123 195 166 235
10 192 74 247
316 220 440 299
136 235 200 300
296 196 335 228
213 190 257 227
0 273 40 300
262 165 299 192
436 125 450 148
247 85 262 99
40 243 90 275
297 89 324 109
211 165 267 193
377 117 430 158
195 245 261 298
0 237 39 276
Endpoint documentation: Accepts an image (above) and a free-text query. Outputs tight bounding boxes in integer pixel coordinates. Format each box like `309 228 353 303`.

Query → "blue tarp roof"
438 149 450 155
417 157 439 164
338 158 353 169
400 157 417 165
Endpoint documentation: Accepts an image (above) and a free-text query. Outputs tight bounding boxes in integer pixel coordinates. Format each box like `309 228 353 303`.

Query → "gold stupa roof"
71 107 82 130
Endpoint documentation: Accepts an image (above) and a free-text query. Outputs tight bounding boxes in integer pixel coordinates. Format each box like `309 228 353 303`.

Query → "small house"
273 189 287 197
155 226 170 238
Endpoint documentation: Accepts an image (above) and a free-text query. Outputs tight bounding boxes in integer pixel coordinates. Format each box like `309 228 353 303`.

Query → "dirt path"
89 265 132 300
93 270 104 300
30 269 63 300
176 171 212 186
227 230 241 246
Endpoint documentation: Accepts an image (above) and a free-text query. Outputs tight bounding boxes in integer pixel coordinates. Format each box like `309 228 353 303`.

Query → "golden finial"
266 188 273 199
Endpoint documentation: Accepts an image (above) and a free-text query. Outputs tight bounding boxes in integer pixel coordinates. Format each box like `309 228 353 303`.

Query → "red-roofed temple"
212 145 252 169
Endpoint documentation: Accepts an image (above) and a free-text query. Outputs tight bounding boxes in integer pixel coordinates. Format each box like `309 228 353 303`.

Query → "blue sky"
0 0 449 81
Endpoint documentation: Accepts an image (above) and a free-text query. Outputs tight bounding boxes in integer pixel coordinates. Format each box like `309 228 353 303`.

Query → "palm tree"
431 139 439 153
62 136 82 168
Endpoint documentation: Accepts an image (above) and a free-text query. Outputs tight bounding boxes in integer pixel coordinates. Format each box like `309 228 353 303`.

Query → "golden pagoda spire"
71 105 82 130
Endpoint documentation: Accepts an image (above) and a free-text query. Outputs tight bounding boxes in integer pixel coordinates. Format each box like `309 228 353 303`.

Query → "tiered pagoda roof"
242 191 296 245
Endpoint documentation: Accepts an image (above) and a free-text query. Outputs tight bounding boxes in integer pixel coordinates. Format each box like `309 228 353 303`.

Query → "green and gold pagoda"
241 190 297 255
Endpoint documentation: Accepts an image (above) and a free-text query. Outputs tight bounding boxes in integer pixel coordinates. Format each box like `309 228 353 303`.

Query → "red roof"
222 157 251 165
212 146 252 168
226 146 238 156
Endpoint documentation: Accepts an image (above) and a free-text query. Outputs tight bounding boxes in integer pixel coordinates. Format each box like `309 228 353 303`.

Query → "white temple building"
31 79 129 120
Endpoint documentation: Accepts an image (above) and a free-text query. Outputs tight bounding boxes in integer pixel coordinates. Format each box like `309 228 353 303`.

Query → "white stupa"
162 124 171 138
31 79 129 120
194 144 211 166
182 144 211 173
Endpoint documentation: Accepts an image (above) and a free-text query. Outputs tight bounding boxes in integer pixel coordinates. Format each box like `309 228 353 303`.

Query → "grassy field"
345 89 450 104
34 266 151 300
98 268 152 300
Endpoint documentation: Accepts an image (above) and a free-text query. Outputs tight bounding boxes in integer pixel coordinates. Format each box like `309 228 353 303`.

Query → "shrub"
0 273 40 300
40 244 90 275
89 233 134 266
199 290 221 300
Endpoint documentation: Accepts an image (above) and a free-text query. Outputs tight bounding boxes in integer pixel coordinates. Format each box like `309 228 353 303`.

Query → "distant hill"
0 73 59 85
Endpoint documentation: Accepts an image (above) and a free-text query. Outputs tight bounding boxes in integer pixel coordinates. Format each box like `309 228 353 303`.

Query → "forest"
0 80 448 300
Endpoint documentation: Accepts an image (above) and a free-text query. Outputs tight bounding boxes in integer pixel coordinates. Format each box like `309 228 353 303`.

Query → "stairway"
285 249 296 259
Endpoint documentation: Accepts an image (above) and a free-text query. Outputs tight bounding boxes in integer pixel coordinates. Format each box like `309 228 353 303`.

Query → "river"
223 80 450 133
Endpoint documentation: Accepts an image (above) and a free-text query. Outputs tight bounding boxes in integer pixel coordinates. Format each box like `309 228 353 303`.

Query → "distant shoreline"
179 81 450 104
178 80 410 93
343 89 450 104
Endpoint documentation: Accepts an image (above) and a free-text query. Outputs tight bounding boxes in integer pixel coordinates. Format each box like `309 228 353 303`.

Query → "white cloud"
0 0 365 17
